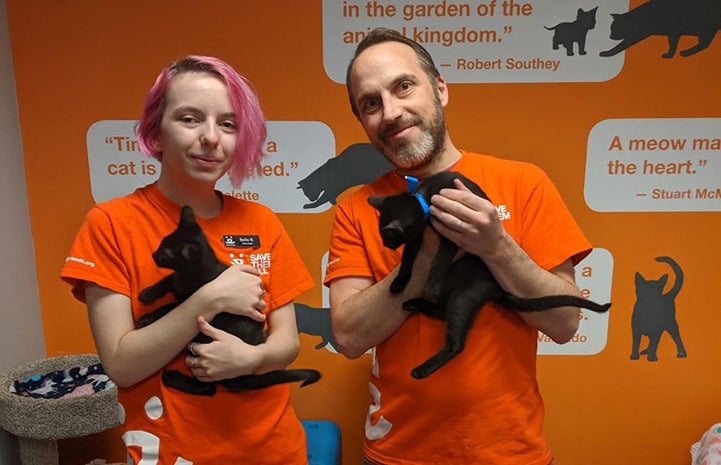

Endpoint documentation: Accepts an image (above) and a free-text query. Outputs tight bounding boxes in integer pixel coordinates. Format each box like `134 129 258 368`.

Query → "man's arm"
482 236 581 343
330 230 439 359
429 180 581 343
85 264 267 387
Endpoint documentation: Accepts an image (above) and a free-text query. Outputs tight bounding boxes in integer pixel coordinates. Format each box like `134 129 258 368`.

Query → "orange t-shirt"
324 151 592 465
61 183 314 465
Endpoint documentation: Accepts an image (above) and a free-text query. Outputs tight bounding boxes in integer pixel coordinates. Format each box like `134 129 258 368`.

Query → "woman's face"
152 71 237 188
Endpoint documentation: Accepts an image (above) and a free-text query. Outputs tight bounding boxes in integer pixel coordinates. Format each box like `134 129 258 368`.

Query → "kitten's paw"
135 314 154 327
138 288 160 304
138 290 152 303
630 353 640 360
402 298 423 312
403 299 446 320
390 278 406 294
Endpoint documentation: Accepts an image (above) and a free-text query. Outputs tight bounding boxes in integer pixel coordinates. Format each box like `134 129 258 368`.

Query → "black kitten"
368 171 611 379
137 205 321 395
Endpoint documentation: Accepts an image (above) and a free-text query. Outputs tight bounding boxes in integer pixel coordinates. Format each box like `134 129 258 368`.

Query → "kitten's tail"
499 294 611 313
224 369 321 391
288 369 322 387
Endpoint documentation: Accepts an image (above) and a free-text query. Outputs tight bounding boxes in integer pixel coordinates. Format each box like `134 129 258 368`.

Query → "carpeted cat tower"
0 354 121 465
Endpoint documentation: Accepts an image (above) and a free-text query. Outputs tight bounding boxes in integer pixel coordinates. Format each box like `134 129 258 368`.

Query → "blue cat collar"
404 175 419 192
413 193 431 220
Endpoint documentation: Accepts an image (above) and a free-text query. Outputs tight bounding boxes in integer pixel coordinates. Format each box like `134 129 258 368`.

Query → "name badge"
223 235 260 248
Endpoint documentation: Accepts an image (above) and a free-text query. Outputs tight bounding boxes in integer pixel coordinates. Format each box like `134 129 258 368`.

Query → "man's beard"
376 98 446 171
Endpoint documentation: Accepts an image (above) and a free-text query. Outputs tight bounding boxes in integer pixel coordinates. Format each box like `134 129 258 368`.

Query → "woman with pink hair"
62 56 315 464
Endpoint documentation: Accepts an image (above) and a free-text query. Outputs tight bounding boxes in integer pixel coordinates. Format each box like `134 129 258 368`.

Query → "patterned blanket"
10 363 115 399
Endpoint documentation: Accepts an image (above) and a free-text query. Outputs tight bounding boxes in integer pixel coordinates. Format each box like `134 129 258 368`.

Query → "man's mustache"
380 118 422 139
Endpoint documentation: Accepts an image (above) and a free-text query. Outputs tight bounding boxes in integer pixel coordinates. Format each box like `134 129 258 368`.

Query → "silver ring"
260 289 266 298
188 342 198 357
456 219 463 229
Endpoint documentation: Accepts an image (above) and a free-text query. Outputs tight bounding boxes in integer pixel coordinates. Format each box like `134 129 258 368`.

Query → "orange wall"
7 1 721 464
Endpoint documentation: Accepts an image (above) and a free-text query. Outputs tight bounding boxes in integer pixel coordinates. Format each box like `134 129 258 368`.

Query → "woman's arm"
186 301 303 382
86 264 267 387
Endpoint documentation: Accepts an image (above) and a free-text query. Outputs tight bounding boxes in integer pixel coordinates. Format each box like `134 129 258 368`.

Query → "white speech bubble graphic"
585 118 721 212
86 120 336 213
538 248 613 355
322 0 626 83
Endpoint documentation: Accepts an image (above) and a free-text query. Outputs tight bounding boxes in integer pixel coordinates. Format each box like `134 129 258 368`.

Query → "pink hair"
135 55 267 188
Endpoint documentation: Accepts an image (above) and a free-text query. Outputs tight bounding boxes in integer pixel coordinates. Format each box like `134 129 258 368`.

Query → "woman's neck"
156 176 223 219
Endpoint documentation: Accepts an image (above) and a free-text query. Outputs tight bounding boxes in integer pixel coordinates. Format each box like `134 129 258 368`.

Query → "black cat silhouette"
295 303 338 351
136 205 321 395
600 0 721 58
545 7 598 56
297 143 392 209
630 256 687 362
369 171 611 379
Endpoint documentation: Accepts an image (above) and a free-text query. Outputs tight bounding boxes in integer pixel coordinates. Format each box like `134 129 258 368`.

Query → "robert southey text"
457 57 560 71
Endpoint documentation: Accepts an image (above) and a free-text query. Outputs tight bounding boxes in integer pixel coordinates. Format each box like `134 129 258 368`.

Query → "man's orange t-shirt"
324 151 592 465
61 183 314 464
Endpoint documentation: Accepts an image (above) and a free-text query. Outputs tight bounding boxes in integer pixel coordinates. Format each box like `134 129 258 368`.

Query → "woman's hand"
186 302 301 381
201 264 267 322
186 316 261 381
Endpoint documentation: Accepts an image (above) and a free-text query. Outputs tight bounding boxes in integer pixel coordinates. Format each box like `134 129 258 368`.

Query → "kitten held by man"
368 171 611 379
137 206 320 395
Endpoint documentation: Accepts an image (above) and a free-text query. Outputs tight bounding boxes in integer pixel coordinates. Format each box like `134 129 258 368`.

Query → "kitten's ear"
368 196 385 211
180 205 196 224
659 274 669 287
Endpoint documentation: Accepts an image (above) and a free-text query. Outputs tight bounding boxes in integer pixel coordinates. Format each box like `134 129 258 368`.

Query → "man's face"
350 41 448 171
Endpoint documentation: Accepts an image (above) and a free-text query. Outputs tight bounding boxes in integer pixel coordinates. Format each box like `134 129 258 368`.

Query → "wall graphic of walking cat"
630 256 687 362
545 7 598 56
600 0 721 58
296 143 392 209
